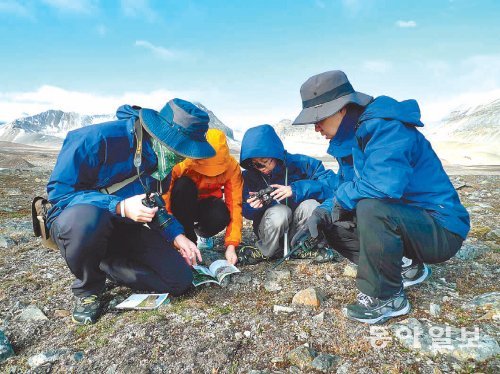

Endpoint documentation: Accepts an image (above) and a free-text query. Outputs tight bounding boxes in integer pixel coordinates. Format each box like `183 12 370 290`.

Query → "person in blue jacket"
237 124 338 264
292 70 470 324
46 98 215 324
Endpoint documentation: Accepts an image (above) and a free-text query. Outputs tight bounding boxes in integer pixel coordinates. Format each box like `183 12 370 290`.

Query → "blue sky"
0 0 499 129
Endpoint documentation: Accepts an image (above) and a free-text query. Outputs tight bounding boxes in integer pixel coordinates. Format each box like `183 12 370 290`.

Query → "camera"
141 192 172 229
253 186 276 206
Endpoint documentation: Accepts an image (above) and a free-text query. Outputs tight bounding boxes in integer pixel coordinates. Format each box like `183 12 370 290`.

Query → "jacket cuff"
225 241 240 247
161 218 184 242
108 196 121 216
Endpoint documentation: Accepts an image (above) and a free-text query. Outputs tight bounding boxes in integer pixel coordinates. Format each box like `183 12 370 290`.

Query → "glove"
332 202 356 230
291 207 331 248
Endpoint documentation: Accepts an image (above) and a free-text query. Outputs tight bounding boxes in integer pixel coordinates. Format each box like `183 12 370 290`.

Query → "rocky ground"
0 142 498 373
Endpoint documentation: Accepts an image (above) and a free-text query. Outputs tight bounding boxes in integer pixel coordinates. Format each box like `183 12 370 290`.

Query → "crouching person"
46 99 215 324
292 70 470 324
238 124 337 264
163 129 243 265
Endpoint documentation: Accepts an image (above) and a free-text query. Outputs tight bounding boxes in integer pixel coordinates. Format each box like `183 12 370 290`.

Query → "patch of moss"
469 225 491 240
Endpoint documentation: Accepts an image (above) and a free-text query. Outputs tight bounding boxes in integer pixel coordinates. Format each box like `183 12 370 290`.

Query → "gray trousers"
256 199 319 257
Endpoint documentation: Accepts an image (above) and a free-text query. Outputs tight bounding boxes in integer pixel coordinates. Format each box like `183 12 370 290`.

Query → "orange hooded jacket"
163 129 243 247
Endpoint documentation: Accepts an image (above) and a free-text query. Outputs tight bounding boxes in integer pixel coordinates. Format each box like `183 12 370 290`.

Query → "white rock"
273 305 294 314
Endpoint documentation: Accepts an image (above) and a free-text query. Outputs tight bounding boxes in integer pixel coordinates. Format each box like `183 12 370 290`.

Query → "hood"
240 124 285 170
116 104 140 120
327 104 364 158
360 96 424 127
184 128 230 176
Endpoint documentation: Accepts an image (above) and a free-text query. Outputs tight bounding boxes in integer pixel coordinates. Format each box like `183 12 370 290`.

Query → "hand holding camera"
247 186 277 208
117 194 158 222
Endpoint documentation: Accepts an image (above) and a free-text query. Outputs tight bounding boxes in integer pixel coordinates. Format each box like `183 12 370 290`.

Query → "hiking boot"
402 262 431 289
343 288 410 324
72 294 103 325
197 236 214 251
237 245 267 265
291 247 339 263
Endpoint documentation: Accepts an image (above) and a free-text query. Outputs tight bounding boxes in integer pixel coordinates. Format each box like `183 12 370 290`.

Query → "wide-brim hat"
293 70 373 125
140 98 215 159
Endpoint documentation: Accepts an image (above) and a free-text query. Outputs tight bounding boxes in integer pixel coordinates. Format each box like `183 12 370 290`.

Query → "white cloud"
121 0 157 22
362 60 392 73
41 0 97 14
0 0 33 18
0 85 203 122
134 40 180 60
396 20 417 28
0 85 296 132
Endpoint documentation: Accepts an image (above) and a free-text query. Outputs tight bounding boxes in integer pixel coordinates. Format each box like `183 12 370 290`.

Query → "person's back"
164 129 243 265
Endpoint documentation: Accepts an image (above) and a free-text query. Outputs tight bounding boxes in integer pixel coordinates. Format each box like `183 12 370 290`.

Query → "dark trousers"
324 199 464 299
170 176 230 243
50 204 193 297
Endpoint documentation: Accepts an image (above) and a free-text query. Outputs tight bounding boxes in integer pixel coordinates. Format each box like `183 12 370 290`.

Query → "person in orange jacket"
163 129 243 265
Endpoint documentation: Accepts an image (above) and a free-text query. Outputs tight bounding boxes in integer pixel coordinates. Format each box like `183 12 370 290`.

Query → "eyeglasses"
252 158 273 169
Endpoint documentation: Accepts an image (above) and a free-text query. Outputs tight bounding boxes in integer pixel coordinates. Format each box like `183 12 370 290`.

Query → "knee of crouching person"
356 199 389 223
169 267 194 297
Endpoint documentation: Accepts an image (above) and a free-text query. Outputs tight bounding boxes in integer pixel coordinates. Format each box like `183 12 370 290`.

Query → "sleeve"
242 170 275 220
289 156 338 204
162 163 184 213
335 120 416 210
222 161 243 247
46 131 122 223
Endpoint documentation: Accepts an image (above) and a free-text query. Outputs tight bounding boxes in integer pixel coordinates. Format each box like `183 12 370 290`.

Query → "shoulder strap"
99 173 142 195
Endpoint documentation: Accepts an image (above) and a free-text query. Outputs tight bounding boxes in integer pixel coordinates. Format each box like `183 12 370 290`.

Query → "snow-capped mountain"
0 104 236 149
272 119 330 157
271 97 500 165
195 102 235 141
0 110 115 147
423 98 500 165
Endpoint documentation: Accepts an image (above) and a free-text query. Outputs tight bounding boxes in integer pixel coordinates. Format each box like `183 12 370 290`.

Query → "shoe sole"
342 301 411 325
71 316 95 325
403 265 431 289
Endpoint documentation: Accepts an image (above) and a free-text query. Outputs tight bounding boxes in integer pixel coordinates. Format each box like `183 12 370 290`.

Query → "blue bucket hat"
140 98 216 159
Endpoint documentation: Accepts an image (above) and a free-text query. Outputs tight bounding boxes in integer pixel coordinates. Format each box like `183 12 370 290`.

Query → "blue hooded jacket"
46 104 184 242
321 96 470 239
240 125 337 225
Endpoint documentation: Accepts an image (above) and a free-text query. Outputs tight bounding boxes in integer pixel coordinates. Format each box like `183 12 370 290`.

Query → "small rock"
266 269 291 282
244 330 251 338
35 178 41 182
485 229 499 241
311 353 340 372
286 345 316 370
336 362 352 374
0 236 9 249
464 292 500 311
234 332 243 340
73 351 84 362
454 241 489 260
312 311 325 323
292 287 325 308
429 303 441 317
17 305 48 322
325 274 333 282
28 349 67 368
273 305 294 314
343 263 358 278
233 272 252 284
0 330 15 362
264 280 282 292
